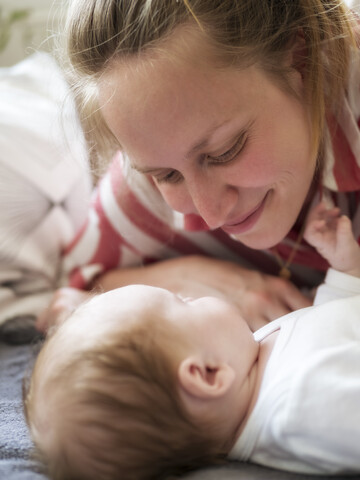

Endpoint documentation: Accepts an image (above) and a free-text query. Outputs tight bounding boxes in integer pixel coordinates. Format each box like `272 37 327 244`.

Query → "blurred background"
0 0 64 67
0 0 359 67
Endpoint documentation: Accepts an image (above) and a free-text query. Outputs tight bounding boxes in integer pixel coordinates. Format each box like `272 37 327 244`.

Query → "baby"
24 203 360 480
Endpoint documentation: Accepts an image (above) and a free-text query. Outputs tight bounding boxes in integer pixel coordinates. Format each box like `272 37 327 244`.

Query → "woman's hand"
36 287 92 333
38 256 311 334
163 256 311 331
97 255 312 331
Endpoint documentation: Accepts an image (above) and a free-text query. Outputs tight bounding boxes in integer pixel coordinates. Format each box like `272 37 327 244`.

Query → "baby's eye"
154 170 183 184
208 134 247 164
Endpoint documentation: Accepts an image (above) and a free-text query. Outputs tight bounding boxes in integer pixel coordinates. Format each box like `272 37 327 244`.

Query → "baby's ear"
178 356 235 399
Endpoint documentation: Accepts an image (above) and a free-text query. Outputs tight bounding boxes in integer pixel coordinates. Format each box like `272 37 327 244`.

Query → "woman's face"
99 29 316 249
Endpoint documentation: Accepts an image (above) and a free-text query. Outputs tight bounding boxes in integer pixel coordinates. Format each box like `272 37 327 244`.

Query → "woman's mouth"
221 192 270 236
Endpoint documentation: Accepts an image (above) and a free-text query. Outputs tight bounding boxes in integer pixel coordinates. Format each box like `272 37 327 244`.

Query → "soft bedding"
0 51 91 328
1 52 360 480
0 341 46 480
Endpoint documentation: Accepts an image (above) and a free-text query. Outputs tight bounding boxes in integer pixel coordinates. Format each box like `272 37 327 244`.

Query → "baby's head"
24 285 259 480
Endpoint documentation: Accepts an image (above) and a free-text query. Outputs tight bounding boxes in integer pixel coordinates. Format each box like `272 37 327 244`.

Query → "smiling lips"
221 192 270 235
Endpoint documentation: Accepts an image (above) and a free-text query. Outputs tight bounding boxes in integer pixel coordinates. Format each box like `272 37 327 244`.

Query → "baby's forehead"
95 284 171 310
43 286 167 364
75 284 172 329
39 286 186 389
104 284 168 300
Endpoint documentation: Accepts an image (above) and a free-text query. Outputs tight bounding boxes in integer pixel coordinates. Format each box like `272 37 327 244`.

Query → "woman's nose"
183 174 238 229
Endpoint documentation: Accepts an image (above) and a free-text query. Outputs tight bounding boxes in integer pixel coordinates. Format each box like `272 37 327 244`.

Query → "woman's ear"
288 30 307 80
178 356 235 400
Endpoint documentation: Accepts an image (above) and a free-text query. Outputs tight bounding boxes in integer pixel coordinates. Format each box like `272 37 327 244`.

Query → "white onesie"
230 269 360 474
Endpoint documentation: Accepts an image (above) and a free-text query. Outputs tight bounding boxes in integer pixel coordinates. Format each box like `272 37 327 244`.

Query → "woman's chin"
230 228 288 250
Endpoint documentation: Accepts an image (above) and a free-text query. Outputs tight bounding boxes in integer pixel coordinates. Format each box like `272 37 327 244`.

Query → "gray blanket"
0 341 46 480
1 336 359 480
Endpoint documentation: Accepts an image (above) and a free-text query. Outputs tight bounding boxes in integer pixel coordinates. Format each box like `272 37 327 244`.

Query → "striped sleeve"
63 153 213 288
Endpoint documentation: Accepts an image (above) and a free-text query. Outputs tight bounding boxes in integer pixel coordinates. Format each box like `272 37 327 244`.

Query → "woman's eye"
154 170 183 184
208 134 247 164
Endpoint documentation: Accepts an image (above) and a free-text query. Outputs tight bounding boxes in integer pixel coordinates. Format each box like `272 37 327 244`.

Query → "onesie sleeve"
313 268 360 305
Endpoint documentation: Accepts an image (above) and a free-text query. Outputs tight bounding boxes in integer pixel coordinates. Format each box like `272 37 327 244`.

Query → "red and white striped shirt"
63 45 360 291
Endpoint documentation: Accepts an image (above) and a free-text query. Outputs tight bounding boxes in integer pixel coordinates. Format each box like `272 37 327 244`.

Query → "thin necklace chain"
271 220 307 280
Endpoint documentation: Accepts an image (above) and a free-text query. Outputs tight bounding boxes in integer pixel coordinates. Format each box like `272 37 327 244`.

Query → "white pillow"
0 52 92 324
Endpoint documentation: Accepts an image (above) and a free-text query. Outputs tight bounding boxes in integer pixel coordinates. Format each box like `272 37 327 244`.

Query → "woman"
39 0 360 330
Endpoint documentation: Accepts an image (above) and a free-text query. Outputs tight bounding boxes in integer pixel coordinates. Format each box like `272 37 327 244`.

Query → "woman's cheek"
155 183 195 214
228 151 277 188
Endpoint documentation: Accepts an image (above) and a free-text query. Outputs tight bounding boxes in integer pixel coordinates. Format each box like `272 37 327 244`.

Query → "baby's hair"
24 306 230 480
61 0 355 172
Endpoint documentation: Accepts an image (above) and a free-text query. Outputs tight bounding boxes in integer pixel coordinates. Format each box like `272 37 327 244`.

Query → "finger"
312 219 326 231
35 301 71 333
336 216 359 257
35 310 49 332
337 215 352 237
307 202 327 222
304 219 326 245
306 219 326 237
326 207 341 218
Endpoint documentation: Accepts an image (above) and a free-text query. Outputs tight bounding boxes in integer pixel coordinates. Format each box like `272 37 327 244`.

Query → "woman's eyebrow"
131 164 163 174
131 119 246 173
188 119 253 158
186 119 233 158
129 133 220 173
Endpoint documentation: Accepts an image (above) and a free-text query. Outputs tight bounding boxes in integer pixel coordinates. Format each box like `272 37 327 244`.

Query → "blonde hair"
63 0 355 174
24 310 229 480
